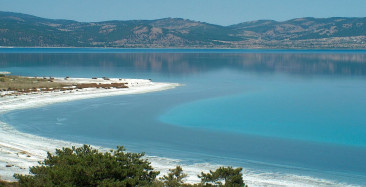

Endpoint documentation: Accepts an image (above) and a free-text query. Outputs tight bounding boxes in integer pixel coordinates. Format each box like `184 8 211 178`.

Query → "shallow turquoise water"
1 49 366 185
160 76 366 147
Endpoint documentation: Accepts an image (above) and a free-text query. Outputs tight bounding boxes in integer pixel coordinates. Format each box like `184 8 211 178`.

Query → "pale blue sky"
1 0 365 25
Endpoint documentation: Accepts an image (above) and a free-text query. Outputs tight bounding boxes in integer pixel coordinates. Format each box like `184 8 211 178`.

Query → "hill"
0 11 365 48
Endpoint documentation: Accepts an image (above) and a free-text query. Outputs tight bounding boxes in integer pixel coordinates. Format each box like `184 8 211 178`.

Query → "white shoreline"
0 78 357 186
0 77 179 181
0 77 179 112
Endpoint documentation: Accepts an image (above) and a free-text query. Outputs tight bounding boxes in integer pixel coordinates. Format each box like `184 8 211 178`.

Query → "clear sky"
1 0 366 26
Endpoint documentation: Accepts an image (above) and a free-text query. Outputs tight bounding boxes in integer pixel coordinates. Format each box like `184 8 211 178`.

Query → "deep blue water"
1 48 366 185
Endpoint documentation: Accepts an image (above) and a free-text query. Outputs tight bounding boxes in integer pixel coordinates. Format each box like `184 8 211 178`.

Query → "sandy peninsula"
0 76 179 181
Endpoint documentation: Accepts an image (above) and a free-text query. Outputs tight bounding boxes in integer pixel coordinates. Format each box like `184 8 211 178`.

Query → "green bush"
14 145 247 187
199 167 246 187
14 145 159 187
160 166 187 187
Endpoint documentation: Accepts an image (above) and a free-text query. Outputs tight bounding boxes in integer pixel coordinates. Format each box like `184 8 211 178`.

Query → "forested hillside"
1 12 365 48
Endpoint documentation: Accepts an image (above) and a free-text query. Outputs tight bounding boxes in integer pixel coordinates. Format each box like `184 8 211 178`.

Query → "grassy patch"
0 75 129 97
0 75 71 92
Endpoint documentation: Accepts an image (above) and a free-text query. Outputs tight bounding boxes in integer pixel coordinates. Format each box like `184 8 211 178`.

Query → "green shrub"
14 145 159 187
160 166 187 187
14 145 247 187
199 167 246 187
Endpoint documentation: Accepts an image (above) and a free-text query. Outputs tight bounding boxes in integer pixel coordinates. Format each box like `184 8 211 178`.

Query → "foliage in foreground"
159 166 187 187
14 145 247 187
14 145 158 186
199 167 245 187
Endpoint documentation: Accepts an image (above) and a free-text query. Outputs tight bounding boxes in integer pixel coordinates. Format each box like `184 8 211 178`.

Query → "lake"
1 48 366 186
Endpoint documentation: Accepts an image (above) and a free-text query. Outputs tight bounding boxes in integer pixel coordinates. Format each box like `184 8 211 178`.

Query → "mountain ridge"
0 11 365 48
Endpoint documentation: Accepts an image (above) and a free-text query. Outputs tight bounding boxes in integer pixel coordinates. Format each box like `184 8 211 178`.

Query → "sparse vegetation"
0 75 70 93
0 75 128 97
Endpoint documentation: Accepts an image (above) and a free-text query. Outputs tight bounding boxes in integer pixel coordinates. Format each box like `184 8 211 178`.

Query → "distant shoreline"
1 47 366 52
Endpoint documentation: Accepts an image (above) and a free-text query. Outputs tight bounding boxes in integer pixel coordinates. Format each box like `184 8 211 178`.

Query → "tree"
160 166 188 187
14 145 159 187
198 167 246 187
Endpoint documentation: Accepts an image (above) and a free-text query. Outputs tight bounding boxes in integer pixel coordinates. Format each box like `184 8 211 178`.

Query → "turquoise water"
160 77 366 147
1 49 366 185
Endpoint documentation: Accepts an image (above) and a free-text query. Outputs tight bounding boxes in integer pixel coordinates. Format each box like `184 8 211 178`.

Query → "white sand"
0 77 179 111
0 77 179 181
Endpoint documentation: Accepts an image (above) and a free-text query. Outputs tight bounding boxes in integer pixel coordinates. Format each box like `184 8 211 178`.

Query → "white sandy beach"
0 77 355 186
